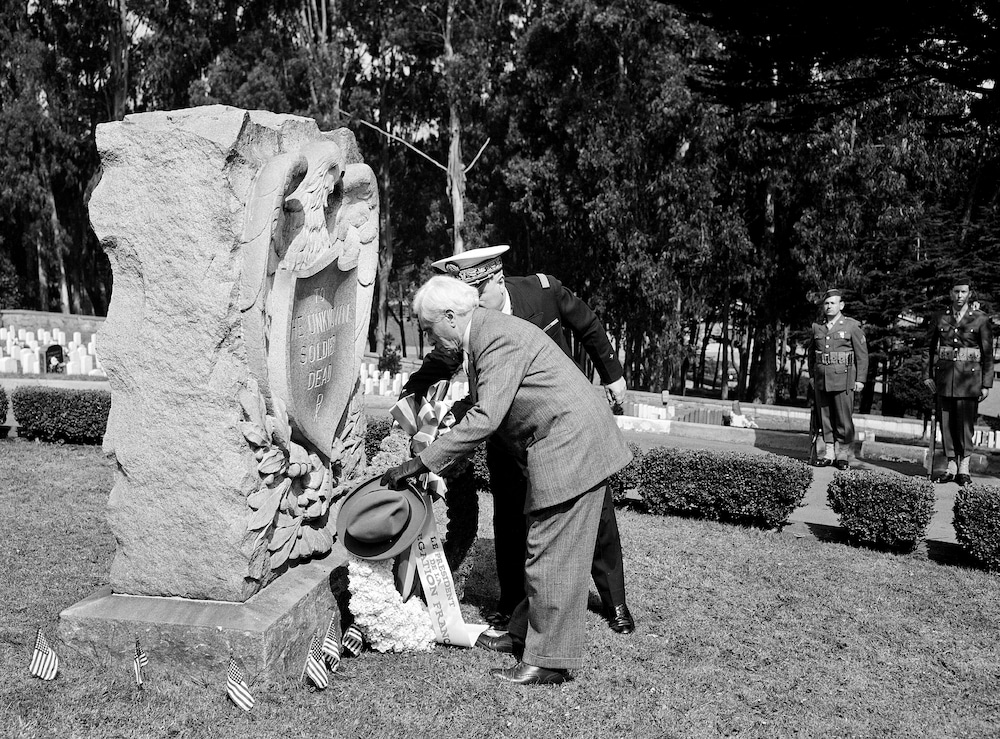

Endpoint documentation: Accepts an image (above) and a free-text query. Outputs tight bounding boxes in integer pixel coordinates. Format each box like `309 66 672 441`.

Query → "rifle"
926 399 938 479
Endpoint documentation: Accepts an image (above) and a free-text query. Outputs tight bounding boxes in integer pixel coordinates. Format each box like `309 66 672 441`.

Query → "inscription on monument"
268 263 357 458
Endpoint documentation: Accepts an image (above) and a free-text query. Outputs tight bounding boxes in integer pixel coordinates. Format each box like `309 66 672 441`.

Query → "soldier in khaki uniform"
807 289 869 470
923 277 994 485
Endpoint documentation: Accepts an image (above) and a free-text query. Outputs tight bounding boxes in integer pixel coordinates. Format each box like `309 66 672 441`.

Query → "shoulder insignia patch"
535 273 550 289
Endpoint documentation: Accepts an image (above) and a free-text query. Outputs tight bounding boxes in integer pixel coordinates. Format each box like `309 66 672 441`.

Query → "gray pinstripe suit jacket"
418 308 632 511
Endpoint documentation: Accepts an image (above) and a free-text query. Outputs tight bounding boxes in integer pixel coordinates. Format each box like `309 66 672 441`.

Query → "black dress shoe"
476 631 523 655
834 460 850 471
956 473 973 486
815 458 833 467
608 604 635 634
491 662 569 685
934 472 956 484
485 610 512 629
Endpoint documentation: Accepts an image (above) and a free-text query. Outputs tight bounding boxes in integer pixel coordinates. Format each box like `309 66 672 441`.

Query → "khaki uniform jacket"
807 316 869 393
926 308 994 398
418 309 632 510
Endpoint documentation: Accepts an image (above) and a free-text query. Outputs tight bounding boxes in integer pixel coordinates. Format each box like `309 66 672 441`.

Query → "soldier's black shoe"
956 473 973 486
607 604 635 634
815 458 833 467
933 472 956 484
476 631 524 655
485 610 512 629
834 460 850 471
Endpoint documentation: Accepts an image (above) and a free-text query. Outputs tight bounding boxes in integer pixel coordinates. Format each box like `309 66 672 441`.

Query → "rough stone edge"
58 545 348 679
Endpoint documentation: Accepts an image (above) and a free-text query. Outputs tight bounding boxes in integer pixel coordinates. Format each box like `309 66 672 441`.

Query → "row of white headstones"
0 326 106 377
357 362 470 402
0 324 476 403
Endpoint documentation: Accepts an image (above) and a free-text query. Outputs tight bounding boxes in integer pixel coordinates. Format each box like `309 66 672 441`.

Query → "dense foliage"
827 469 935 550
954 483 1000 571
636 446 812 528
3 0 999 399
11 385 110 443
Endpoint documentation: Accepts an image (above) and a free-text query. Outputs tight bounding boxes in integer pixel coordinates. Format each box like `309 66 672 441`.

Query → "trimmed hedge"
11 385 110 443
954 483 1000 570
609 442 643 505
637 447 812 528
827 470 934 550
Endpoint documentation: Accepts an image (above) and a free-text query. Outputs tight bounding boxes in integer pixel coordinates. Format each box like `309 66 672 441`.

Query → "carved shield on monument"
267 264 357 454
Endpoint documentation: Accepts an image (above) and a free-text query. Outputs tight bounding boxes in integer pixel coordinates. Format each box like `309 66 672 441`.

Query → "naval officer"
401 245 634 634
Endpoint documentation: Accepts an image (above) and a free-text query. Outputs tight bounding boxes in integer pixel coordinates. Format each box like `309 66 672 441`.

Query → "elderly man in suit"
923 277 994 485
382 275 632 685
807 288 869 470
401 245 634 635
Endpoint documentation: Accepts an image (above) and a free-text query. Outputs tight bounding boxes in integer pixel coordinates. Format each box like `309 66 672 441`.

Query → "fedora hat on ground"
336 474 429 560
431 245 510 285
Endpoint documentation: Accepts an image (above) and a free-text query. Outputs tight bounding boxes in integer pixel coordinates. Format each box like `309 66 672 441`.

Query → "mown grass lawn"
3 439 999 739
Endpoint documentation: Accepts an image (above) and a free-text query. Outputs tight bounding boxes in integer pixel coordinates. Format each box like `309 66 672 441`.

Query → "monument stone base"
59 546 348 680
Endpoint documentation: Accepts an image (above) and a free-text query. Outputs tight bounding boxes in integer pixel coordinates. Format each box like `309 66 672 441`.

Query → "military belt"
815 351 854 365
938 347 981 362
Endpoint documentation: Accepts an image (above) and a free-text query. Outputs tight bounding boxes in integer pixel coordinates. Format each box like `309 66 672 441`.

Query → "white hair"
413 275 479 322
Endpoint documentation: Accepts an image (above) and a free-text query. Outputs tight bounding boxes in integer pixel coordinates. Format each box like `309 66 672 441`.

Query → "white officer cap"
431 245 510 285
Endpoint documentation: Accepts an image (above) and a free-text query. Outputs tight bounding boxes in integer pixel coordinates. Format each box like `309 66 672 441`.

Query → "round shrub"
364 416 393 464
827 469 934 550
639 447 812 528
12 385 110 443
608 442 643 505
954 483 1000 570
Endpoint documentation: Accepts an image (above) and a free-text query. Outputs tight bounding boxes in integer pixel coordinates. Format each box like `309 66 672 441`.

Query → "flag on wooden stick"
225 657 254 712
302 635 329 690
341 624 363 657
133 638 149 688
28 628 59 681
320 615 341 672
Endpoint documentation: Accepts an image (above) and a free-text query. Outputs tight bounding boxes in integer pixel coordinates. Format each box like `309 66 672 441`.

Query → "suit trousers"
488 442 626 613
506 481 606 669
939 396 978 459
815 386 855 456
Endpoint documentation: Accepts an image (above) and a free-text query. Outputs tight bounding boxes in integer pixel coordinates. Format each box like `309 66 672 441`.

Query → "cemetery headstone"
44 343 65 373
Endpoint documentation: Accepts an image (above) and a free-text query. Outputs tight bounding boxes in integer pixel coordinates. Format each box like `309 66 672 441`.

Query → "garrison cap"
431 245 510 285
823 288 844 300
949 275 972 288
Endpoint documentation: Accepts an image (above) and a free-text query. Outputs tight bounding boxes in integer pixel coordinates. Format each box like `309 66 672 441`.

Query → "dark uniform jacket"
403 274 623 400
926 308 994 398
807 316 869 393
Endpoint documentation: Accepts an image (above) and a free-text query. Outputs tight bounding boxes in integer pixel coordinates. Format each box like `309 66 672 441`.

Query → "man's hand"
605 377 627 406
981 387 991 403
854 381 864 393
924 378 936 392
380 457 429 490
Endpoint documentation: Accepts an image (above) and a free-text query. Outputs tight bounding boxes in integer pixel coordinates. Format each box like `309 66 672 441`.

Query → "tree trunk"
720 303 730 401
300 0 346 124
372 142 393 353
109 0 129 121
444 0 465 255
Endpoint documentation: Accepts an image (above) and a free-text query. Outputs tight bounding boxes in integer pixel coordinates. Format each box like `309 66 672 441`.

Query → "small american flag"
133 638 149 687
341 623 363 657
225 657 254 712
320 616 341 672
302 635 328 690
28 628 59 681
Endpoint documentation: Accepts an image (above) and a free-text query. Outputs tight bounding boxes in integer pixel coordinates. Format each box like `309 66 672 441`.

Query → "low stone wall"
0 310 105 337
